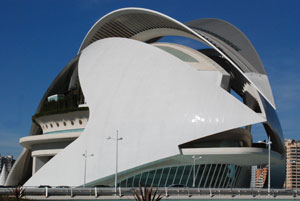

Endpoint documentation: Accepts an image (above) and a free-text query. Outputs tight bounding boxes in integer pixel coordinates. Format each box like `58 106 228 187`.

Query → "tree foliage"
133 186 163 201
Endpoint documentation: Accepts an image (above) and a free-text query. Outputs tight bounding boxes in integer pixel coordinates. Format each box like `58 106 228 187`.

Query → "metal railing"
0 187 299 199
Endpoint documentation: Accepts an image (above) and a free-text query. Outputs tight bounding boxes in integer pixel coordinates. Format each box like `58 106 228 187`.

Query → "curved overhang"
78 7 275 109
181 147 283 166
20 132 80 150
90 147 283 187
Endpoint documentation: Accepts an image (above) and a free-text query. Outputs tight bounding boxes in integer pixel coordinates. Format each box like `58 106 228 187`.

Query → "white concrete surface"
24 38 266 187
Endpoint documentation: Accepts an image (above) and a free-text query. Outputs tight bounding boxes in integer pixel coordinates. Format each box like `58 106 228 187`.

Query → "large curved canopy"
78 8 275 108
185 18 265 75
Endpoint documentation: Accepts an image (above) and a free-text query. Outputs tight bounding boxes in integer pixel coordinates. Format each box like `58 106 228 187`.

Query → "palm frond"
133 186 163 201
145 186 152 201
151 188 158 201
133 189 143 201
139 185 145 201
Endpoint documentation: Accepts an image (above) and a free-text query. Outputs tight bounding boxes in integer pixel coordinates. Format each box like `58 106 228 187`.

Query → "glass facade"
119 164 242 188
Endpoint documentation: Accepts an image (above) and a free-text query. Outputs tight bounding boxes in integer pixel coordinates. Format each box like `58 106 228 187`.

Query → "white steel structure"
5 8 285 188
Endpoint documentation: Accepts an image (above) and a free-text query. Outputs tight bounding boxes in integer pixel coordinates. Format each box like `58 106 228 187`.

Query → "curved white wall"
24 38 265 187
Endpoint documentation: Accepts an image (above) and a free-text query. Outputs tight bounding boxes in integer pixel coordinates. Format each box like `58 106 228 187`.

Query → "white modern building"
5 8 285 188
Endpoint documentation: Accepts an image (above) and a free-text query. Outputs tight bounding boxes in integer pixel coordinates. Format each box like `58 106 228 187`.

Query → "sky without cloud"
0 0 300 158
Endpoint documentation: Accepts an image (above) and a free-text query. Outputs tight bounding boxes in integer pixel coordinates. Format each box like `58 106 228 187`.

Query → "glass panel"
139 172 149 186
166 167 177 187
194 164 203 187
127 177 134 188
208 164 219 188
180 165 191 185
186 165 197 187
225 164 236 187
120 179 127 187
152 169 162 187
203 164 213 188
133 174 141 187
146 170 156 186
213 164 223 188
117 164 244 189
171 166 179 185
229 165 238 187
222 165 230 188
159 168 170 187
233 166 241 187
198 164 207 187
218 164 227 188
206 164 216 188
173 166 184 185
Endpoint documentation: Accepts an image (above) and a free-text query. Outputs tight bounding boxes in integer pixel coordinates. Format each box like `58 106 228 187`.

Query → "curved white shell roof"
78 7 275 110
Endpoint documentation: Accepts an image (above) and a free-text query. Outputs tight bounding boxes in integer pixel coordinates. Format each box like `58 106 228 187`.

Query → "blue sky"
0 0 299 158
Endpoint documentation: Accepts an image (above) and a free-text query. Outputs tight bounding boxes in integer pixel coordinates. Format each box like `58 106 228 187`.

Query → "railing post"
70 187 73 197
45 186 48 198
94 187 97 198
118 187 122 197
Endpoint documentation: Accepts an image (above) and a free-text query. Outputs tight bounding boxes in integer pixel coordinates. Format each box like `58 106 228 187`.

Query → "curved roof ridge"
78 7 183 53
77 7 275 109
184 18 265 74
